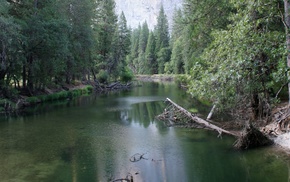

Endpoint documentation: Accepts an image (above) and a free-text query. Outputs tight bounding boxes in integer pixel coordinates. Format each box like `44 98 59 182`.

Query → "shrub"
120 68 134 83
57 91 69 99
26 97 40 104
97 70 109 84
85 85 94 93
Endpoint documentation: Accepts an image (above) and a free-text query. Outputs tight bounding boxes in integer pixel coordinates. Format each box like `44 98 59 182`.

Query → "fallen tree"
156 98 273 149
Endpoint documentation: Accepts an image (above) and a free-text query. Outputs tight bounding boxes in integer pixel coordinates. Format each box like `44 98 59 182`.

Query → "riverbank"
0 83 93 115
0 80 133 115
275 133 290 150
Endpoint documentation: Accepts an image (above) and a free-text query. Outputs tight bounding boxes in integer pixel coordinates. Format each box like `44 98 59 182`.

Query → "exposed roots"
234 123 273 150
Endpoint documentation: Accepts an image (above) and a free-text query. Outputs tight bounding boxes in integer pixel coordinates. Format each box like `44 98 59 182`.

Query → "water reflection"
0 82 289 181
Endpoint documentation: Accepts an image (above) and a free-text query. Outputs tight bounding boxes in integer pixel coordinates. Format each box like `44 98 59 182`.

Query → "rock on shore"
275 132 290 149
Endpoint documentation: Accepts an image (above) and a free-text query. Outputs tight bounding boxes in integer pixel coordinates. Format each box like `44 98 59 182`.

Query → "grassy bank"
0 85 94 114
25 85 93 104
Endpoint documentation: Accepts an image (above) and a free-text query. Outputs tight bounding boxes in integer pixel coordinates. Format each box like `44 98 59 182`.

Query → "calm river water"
0 82 289 182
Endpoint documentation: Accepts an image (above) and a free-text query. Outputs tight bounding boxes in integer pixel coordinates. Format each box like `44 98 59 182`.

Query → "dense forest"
129 0 289 122
0 0 290 122
0 0 131 98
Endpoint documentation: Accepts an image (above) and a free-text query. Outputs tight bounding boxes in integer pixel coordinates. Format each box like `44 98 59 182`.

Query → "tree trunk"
27 54 34 90
284 0 290 104
22 65 26 88
165 98 239 137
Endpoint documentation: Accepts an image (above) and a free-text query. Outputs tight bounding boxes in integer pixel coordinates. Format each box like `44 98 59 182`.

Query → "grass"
25 85 94 105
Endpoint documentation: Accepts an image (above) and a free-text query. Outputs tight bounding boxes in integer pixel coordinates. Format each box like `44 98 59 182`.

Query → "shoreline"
135 74 176 82
274 132 290 151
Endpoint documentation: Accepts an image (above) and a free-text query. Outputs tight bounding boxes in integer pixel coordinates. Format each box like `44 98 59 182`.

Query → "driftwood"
129 153 148 162
163 98 239 137
93 81 132 92
157 98 273 149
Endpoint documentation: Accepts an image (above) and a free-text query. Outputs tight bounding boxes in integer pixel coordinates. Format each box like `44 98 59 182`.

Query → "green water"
0 82 289 182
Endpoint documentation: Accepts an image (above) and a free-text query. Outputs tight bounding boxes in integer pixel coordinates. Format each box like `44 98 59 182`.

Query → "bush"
26 97 40 104
37 95 48 102
97 70 109 84
85 85 94 93
120 68 134 83
175 74 187 86
57 91 69 99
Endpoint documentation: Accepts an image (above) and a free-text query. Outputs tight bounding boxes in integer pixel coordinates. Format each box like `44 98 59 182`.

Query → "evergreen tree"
126 25 141 74
181 0 232 73
154 5 170 74
171 39 184 74
137 21 149 74
64 0 95 83
155 5 169 52
109 11 131 79
167 8 184 74
145 31 157 74
93 0 118 77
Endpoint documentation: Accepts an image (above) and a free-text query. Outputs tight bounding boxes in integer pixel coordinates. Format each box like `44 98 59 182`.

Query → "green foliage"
157 47 171 74
0 99 14 107
120 68 134 83
0 98 16 112
25 85 92 104
186 0 285 115
0 0 133 101
126 5 171 75
85 85 94 93
145 31 157 74
97 70 109 83
154 5 171 74
26 97 40 104
171 39 184 74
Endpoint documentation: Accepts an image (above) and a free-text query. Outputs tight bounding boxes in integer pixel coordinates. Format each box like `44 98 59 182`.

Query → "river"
0 82 289 182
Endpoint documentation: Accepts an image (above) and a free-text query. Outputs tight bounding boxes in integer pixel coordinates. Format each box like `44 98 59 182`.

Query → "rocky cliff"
115 0 183 30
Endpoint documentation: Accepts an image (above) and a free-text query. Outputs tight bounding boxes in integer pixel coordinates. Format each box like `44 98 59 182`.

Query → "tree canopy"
0 0 132 98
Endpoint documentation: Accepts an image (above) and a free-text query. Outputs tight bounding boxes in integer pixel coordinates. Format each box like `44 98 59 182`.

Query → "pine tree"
145 31 157 74
137 21 149 74
126 25 141 74
109 11 131 79
154 5 170 74
167 8 184 74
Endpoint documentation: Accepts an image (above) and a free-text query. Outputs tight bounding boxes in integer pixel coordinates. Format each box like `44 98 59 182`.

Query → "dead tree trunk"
165 98 239 137
157 98 273 149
